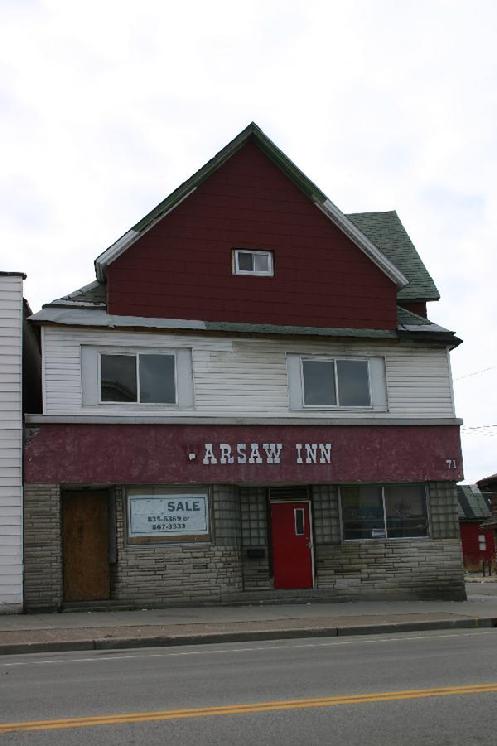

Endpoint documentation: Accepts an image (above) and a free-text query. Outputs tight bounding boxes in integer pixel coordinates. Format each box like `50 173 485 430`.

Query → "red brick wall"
107 140 397 329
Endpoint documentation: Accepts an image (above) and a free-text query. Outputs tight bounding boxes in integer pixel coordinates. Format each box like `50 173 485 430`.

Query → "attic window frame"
232 249 274 277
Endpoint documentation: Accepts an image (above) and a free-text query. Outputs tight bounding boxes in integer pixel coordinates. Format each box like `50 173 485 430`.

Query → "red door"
270 501 313 589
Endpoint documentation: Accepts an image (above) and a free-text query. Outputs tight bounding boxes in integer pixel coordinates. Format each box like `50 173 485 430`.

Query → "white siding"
0 275 23 611
43 326 456 419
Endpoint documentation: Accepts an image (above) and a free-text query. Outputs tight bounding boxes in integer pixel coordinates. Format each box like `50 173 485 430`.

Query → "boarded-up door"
63 491 110 602
270 501 313 589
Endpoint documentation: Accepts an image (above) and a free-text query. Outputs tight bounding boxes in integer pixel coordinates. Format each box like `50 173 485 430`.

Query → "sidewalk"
1 584 496 656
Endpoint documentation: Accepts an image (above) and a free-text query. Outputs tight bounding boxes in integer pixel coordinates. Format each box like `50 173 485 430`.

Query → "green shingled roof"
457 485 491 520
57 280 106 305
347 211 439 302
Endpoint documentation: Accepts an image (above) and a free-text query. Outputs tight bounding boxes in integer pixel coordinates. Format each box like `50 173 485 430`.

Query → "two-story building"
24 123 465 610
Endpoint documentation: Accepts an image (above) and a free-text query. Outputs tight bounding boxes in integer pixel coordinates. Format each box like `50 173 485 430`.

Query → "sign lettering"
200 443 332 465
129 495 209 536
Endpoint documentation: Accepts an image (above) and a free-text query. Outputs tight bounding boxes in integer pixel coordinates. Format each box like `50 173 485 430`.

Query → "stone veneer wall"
24 484 63 610
313 482 465 600
111 485 243 605
22 481 465 608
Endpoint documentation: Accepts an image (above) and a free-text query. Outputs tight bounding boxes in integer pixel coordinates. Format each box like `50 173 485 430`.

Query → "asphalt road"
2 628 497 744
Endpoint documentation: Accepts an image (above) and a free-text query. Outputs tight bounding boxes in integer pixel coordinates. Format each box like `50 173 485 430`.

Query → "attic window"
233 249 274 276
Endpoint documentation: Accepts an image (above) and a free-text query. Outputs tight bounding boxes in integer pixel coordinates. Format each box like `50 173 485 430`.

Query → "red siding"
399 302 427 318
25 424 462 485
107 141 398 329
459 522 496 571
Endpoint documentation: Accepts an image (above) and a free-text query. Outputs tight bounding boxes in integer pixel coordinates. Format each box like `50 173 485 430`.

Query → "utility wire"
462 425 497 430
455 365 497 381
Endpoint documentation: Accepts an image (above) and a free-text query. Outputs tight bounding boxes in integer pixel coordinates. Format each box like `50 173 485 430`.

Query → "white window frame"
286 353 387 412
300 356 373 409
232 249 274 276
339 484 431 542
81 345 194 410
98 350 178 405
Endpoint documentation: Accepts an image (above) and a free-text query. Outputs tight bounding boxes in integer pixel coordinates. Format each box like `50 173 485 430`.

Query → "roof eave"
398 329 463 348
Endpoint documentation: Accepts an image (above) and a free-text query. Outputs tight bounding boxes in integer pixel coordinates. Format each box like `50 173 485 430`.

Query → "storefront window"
384 485 428 538
127 486 210 543
341 484 428 540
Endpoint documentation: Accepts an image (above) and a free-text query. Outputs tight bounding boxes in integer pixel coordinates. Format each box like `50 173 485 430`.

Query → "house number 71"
445 459 457 469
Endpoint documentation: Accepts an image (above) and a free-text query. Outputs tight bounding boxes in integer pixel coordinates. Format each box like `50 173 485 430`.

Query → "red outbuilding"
457 485 495 572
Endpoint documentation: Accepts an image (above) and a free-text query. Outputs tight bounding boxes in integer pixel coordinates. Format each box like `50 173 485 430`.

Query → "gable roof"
478 473 497 490
94 122 408 290
457 484 491 520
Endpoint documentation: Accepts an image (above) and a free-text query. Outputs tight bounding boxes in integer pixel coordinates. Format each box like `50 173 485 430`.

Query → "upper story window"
286 354 387 411
233 249 274 276
100 353 176 404
81 346 193 409
302 358 371 407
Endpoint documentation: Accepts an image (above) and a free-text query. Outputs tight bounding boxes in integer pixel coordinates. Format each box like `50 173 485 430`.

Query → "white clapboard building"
0 272 25 612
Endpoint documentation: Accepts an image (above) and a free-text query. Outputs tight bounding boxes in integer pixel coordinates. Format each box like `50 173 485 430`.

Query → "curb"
0 617 495 656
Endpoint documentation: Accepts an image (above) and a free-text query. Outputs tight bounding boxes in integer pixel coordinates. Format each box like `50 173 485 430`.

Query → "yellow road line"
2 683 497 733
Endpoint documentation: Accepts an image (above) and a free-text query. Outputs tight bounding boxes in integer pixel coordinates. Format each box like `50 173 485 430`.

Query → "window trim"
299 355 373 410
232 248 274 277
339 483 431 542
81 345 194 411
98 350 178 406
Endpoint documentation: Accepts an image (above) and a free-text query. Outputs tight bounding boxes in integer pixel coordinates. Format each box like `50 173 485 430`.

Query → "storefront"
23 423 465 608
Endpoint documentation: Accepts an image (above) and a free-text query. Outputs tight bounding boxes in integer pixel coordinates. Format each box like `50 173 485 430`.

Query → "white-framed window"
286 354 387 410
340 484 429 541
100 351 176 404
81 346 194 409
233 249 274 276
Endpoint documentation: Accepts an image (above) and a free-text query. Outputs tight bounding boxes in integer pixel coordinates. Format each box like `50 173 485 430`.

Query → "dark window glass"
336 360 370 406
237 252 253 271
302 360 336 405
295 508 305 535
384 485 428 538
101 355 137 402
341 485 385 540
139 354 176 404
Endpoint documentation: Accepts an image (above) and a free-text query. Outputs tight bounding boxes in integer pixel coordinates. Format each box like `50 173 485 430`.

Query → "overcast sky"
1 0 496 483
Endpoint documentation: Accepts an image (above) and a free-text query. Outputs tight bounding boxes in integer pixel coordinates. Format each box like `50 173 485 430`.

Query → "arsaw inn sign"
197 442 332 465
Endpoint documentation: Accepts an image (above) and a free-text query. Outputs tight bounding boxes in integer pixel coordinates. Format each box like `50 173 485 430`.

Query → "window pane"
237 252 253 271
101 355 137 402
302 360 337 405
341 485 385 540
139 354 176 404
295 508 304 535
336 360 370 406
384 485 428 538
253 252 270 272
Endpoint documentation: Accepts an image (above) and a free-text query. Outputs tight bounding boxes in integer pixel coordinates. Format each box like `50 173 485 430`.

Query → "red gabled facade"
107 141 398 329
